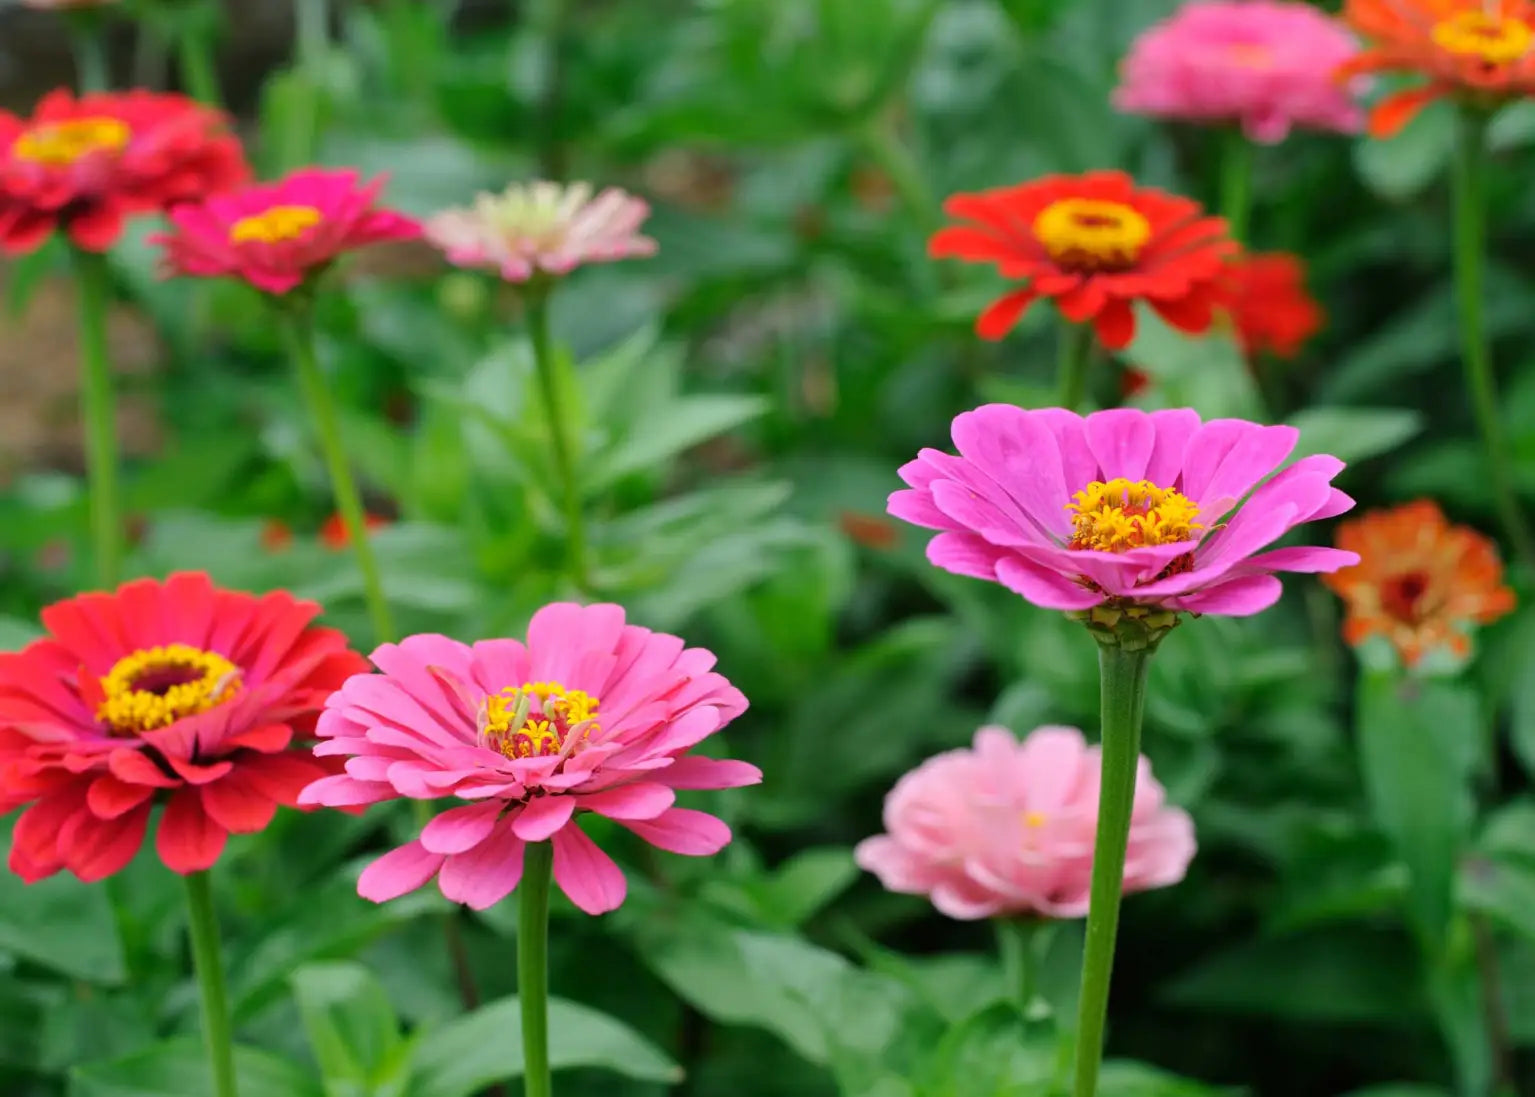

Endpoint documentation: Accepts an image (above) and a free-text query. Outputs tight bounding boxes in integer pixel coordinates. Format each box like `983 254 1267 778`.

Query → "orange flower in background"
930 171 1235 350
1324 500 1515 665
1339 0 1535 136
1220 252 1324 360
261 520 294 553
320 512 389 550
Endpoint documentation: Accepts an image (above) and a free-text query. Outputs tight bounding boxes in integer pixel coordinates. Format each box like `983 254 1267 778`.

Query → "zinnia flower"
299 603 759 915
1323 500 1515 666
1220 251 1324 359
1115 0 1365 142
1339 0 1535 136
855 725 1195 919
150 167 421 295
0 89 246 255
320 512 389 550
889 405 1359 617
929 171 1236 350
424 181 656 282
0 573 367 882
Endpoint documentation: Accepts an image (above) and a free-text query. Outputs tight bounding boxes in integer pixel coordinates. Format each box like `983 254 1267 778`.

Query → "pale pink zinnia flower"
856 725 1195 919
424 181 656 282
890 406 1359 617
1115 0 1366 143
299 603 759 914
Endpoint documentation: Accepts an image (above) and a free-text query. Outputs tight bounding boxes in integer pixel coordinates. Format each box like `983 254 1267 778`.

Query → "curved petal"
438 822 527 910
551 822 627 915
618 807 731 856
359 841 447 903
156 789 229 874
511 794 577 841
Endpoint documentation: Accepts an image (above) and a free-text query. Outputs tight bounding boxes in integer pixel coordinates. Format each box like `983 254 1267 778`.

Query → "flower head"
150 167 421 295
1220 251 1324 359
300 603 759 914
930 171 1236 350
1116 1 1365 142
0 573 367 882
855 725 1195 919
1323 500 1515 666
0 89 246 255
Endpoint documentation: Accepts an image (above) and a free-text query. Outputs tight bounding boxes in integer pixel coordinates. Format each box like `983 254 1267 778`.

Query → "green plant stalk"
1057 320 1095 411
858 121 937 233
531 0 571 179
996 918 1038 1017
1450 109 1535 571
1219 129 1254 244
1071 643 1153 1097
74 250 122 588
519 841 555 1097
67 11 111 94
525 293 590 590
184 872 239 1097
177 26 222 106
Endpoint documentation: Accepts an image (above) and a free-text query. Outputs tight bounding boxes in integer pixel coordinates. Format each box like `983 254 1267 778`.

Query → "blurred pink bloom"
1115 0 1365 143
856 726 1195 919
300 603 759 915
424 181 656 282
150 167 421 295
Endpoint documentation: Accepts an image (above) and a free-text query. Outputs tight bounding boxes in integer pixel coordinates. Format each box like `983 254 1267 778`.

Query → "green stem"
67 12 111 94
1219 129 1253 245
184 872 239 1097
280 309 396 644
1057 320 1095 411
858 121 937 232
526 293 590 591
519 841 555 1097
996 919 1038 1017
1071 644 1153 1097
74 250 122 588
177 26 222 107
1450 109 1535 572
532 0 571 179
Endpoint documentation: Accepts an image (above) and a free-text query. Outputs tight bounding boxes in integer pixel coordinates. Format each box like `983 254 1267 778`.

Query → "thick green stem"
1072 644 1153 1097
1057 320 1095 411
526 293 589 591
996 918 1038 1017
74 251 121 588
177 27 222 106
1450 110 1535 571
531 0 571 179
67 12 111 94
184 872 239 1097
519 841 555 1097
1219 129 1253 245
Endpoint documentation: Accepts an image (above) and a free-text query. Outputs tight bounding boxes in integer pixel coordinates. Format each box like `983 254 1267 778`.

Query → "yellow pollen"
1033 198 1152 272
229 205 324 245
1432 11 1533 64
1067 478 1203 553
482 681 600 760
97 644 243 736
13 117 131 167
1024 810 1048 828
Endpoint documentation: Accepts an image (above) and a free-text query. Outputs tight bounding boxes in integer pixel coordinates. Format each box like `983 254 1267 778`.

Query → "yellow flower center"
1432 11 1533 64
12 117 131 167
1067 479 1203 553
1033 198 1152 272
229 205 324 245
482 681 600 760
1024 810 1048 828
97 644 243 736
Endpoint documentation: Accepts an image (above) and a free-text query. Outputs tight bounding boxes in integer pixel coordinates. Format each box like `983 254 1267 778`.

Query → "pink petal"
550 822 628 914
359 841 447 903
578 782 675 820
925 531 1008 581
511 795 577 841
421 800 506 855
437 821 527 910
995 557 1102 610
618 807 731 855
1168 574 1283 616
660 756 762 790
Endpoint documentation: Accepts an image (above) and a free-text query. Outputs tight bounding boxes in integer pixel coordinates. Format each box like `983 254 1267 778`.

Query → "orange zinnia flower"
1324 500 1515 666
1339 0 1535 136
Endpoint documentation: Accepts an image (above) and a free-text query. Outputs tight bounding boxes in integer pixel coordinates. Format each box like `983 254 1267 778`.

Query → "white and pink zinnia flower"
300 603 758 915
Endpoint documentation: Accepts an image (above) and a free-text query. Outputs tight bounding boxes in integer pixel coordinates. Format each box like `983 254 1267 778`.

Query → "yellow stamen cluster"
1067 478 1203 553
1023 810 1048 829
1033 198 1152 271
229 204 324 245
13 118 131 167
1432 11 1533 64
97 644 243 736
483 681 600 760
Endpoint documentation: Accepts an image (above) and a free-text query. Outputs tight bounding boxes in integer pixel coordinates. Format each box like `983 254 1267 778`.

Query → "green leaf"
1287 407 1424 467
1340 1089 1453 1097
68 1038 322 1097
0 617 40 653
289 962 410 1097
1125 310 1263 421
915 1003 1054 1097
755 847 861 927
1354 95 1454 200
0 820 125 983
1098 1059 1232 1096
585 394 770 491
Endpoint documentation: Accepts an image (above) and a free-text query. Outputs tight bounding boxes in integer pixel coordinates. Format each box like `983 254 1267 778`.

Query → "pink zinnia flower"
856 725 1195 919
150 167 421 294
890 406 1359 617
1115 1 1366 143
424 181 656 282
300 603 759 915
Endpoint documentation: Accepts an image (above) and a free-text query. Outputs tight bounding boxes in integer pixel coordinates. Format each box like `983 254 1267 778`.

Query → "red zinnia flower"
319 512 389 550
929 171 1235 351
0 573 367 882
1220 251 1324 360
0 89 246 255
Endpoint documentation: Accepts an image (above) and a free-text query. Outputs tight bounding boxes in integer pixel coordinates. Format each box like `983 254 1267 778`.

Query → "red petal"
1369 84 1445 140
1094 299 1137 351
974 288 1038 340
155 790 229 873
86 774 157 820
57 802 151 883
199 771 278 835
108 747 181 789
224 723 293 753
1150 290 1215 335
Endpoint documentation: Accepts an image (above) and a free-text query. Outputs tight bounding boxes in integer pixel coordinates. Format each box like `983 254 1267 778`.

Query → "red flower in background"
320 512 389 550
1220 252 1324 359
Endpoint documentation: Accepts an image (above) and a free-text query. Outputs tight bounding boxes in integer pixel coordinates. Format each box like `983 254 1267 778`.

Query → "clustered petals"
1220 251 1325 360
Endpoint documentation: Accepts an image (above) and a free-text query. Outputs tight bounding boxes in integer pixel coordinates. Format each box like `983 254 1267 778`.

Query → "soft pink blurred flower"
1115 0 1365 143
856 725 1195 919
424 181 656 282
889 406 1359 617
150 167 421 295
300 603 759 915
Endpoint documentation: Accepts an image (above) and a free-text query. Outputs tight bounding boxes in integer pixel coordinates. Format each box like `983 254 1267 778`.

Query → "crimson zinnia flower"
1220 251 1324 360
0 573 366 882
929 171 1235 350
0 89 246 255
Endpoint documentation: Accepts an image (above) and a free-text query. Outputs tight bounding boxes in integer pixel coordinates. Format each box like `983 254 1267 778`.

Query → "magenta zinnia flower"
300 603 758 914
890 406 1359 616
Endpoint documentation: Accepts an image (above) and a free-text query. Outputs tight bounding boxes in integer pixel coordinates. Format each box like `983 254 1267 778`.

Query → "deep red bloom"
0 89 247 255
929 171 1235 351
0 573 367 882
1220 251 1324 359
319 512 389 550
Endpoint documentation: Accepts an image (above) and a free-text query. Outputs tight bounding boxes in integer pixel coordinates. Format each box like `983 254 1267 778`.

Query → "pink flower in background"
425 181 656 282
889 406 1359 617
151 167 421 294
300 603 759 915
856 725 1195 919
1115 1 1365 142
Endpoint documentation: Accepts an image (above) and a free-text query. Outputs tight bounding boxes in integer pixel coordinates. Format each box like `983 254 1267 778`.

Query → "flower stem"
1450 109 1535 572
519 841 555 1097
858 119 937 232
184 872 239 1097
996 918 1038 1017
67 11 111 94
177 26 222 106
1057 320 1095 411
73 250 122 588
525 292 589 591
531 0 571 179
1072 643 1153 1097
279 309 396 644
1219 129 1253 245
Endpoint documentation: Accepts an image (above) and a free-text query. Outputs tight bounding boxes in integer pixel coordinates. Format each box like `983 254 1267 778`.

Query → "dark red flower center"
1380 570 1434 624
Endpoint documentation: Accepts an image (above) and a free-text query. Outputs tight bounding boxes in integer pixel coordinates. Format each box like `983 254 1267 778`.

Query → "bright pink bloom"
150 167 421 294
889 406 1359 617
300 603 758 915
1115 1 1365 142
856 725 1195 919
0 573 367 882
